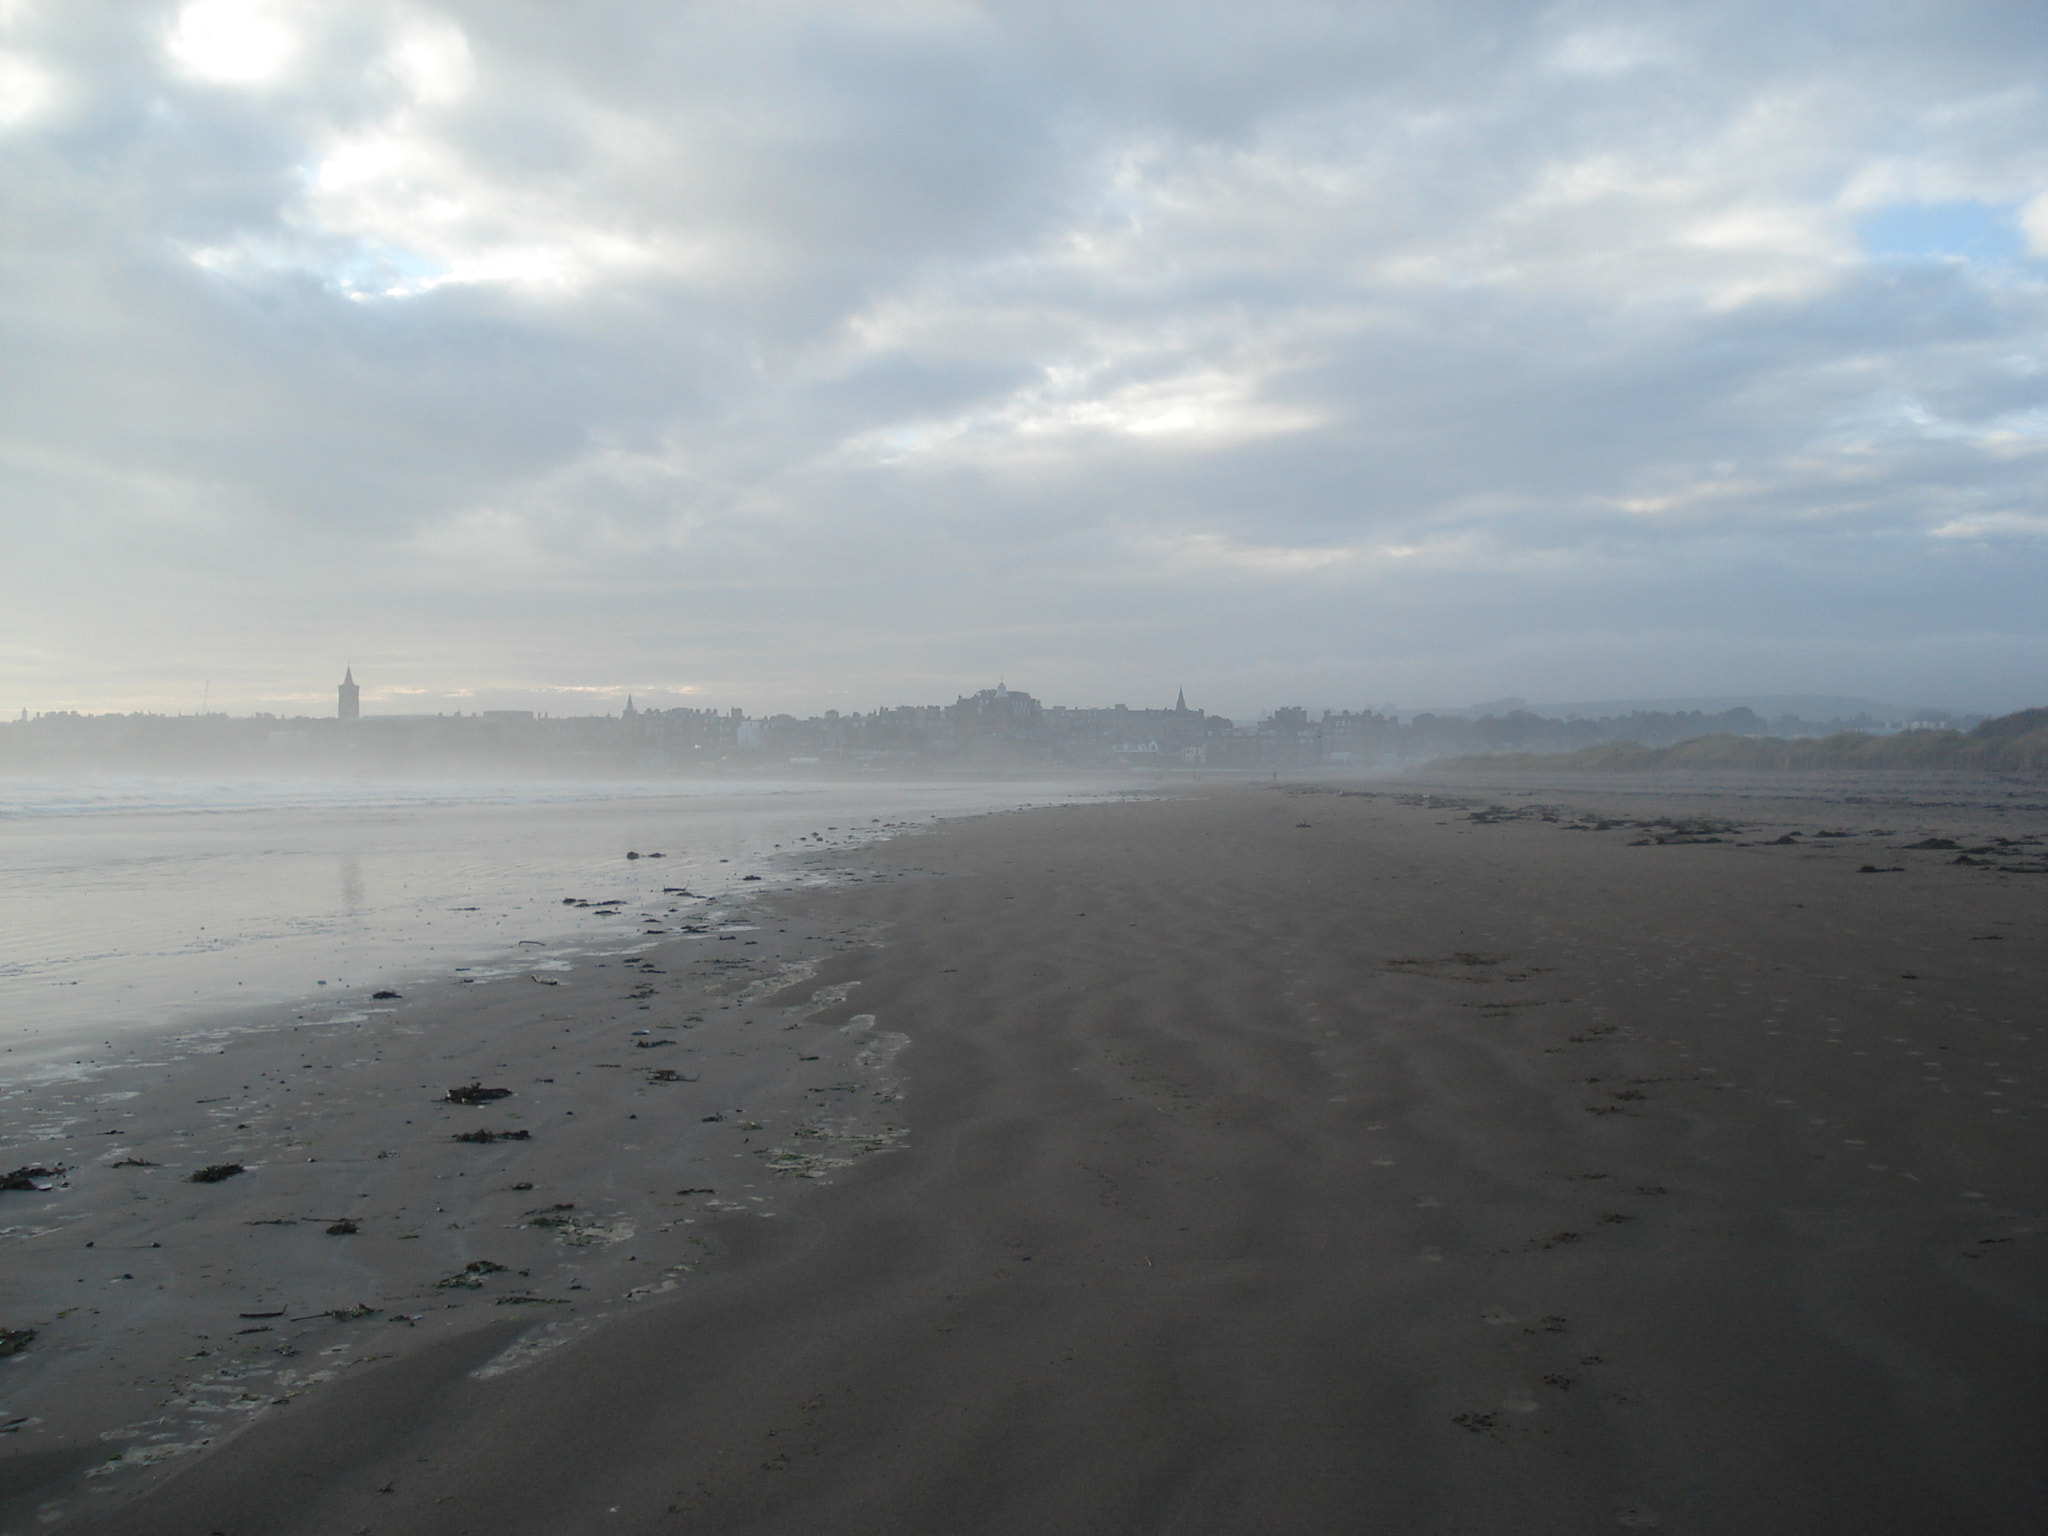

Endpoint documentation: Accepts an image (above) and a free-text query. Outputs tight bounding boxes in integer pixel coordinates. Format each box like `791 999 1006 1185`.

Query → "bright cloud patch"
0 49 53 127
165 0 297 84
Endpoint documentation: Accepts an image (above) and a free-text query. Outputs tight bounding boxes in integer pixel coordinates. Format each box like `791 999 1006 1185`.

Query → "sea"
0 775 1095 1073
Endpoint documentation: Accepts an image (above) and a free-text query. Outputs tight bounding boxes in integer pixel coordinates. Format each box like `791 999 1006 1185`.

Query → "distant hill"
1412 694 1947 723
1434 708 2048 774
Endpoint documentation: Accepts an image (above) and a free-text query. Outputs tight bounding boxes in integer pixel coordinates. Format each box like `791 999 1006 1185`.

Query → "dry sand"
4 773 2044 1535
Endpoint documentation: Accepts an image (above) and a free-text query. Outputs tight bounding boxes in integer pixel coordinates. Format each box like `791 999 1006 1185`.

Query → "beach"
4 772 2044 1534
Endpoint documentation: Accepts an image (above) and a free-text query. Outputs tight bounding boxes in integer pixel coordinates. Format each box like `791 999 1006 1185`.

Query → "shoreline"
0 777 1113 1068
6 772 2044 1535
0 870 922 1524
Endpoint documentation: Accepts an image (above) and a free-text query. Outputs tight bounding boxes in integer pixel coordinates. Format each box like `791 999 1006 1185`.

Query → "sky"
2 0 2045 721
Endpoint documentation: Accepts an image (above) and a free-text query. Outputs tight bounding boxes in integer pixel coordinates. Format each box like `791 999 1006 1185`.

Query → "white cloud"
1929 510 2048 540
844 358 1324 464
382 11 471 105
2023 190 2048 254
165 0 298 84
1549 28 1671 78
0 49 51 127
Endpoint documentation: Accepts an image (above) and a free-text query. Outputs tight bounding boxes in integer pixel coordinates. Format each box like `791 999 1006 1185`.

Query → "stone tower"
338 667 360 721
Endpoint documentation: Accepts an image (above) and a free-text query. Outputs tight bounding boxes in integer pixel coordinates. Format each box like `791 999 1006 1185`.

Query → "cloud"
1 0 2045 718
164 0 301 85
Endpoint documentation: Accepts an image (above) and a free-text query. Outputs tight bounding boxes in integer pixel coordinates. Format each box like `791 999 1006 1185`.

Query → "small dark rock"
372 990 402 1000
444 1084 513 1105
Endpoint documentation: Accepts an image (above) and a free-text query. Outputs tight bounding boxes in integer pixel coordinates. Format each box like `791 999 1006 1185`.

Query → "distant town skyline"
9 677 1988 779
10 667 1970 736
0 664 1994 728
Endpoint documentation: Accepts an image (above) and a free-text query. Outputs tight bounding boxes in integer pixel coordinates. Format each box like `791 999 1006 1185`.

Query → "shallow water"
0 774 1090 1069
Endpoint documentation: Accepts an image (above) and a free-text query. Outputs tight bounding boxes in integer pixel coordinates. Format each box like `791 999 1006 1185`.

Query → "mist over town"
2 671 2022 776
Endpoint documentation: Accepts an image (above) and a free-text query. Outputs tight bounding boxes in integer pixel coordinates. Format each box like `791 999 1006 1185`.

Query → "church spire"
1175 687 1188 714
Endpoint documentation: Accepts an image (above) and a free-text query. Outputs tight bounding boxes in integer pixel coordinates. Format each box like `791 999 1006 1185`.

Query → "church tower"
338 668 360 721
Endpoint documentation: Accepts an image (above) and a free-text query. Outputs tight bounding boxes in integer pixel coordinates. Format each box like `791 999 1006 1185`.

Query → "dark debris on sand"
435 1261 510 1290
1 1164 66 1192
444 1084 513 1105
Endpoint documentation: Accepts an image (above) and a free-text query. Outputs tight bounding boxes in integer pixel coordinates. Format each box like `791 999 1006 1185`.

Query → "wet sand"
7 774 2045 1535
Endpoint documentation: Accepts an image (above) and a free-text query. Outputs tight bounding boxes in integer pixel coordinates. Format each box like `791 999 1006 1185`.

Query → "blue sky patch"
1857 201 2025 263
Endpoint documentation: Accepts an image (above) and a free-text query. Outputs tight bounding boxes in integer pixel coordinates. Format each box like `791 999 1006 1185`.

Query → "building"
337 668 360 722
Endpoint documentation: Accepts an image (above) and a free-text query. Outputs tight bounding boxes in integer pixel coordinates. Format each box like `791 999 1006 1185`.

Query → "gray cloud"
2 0 2044 719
